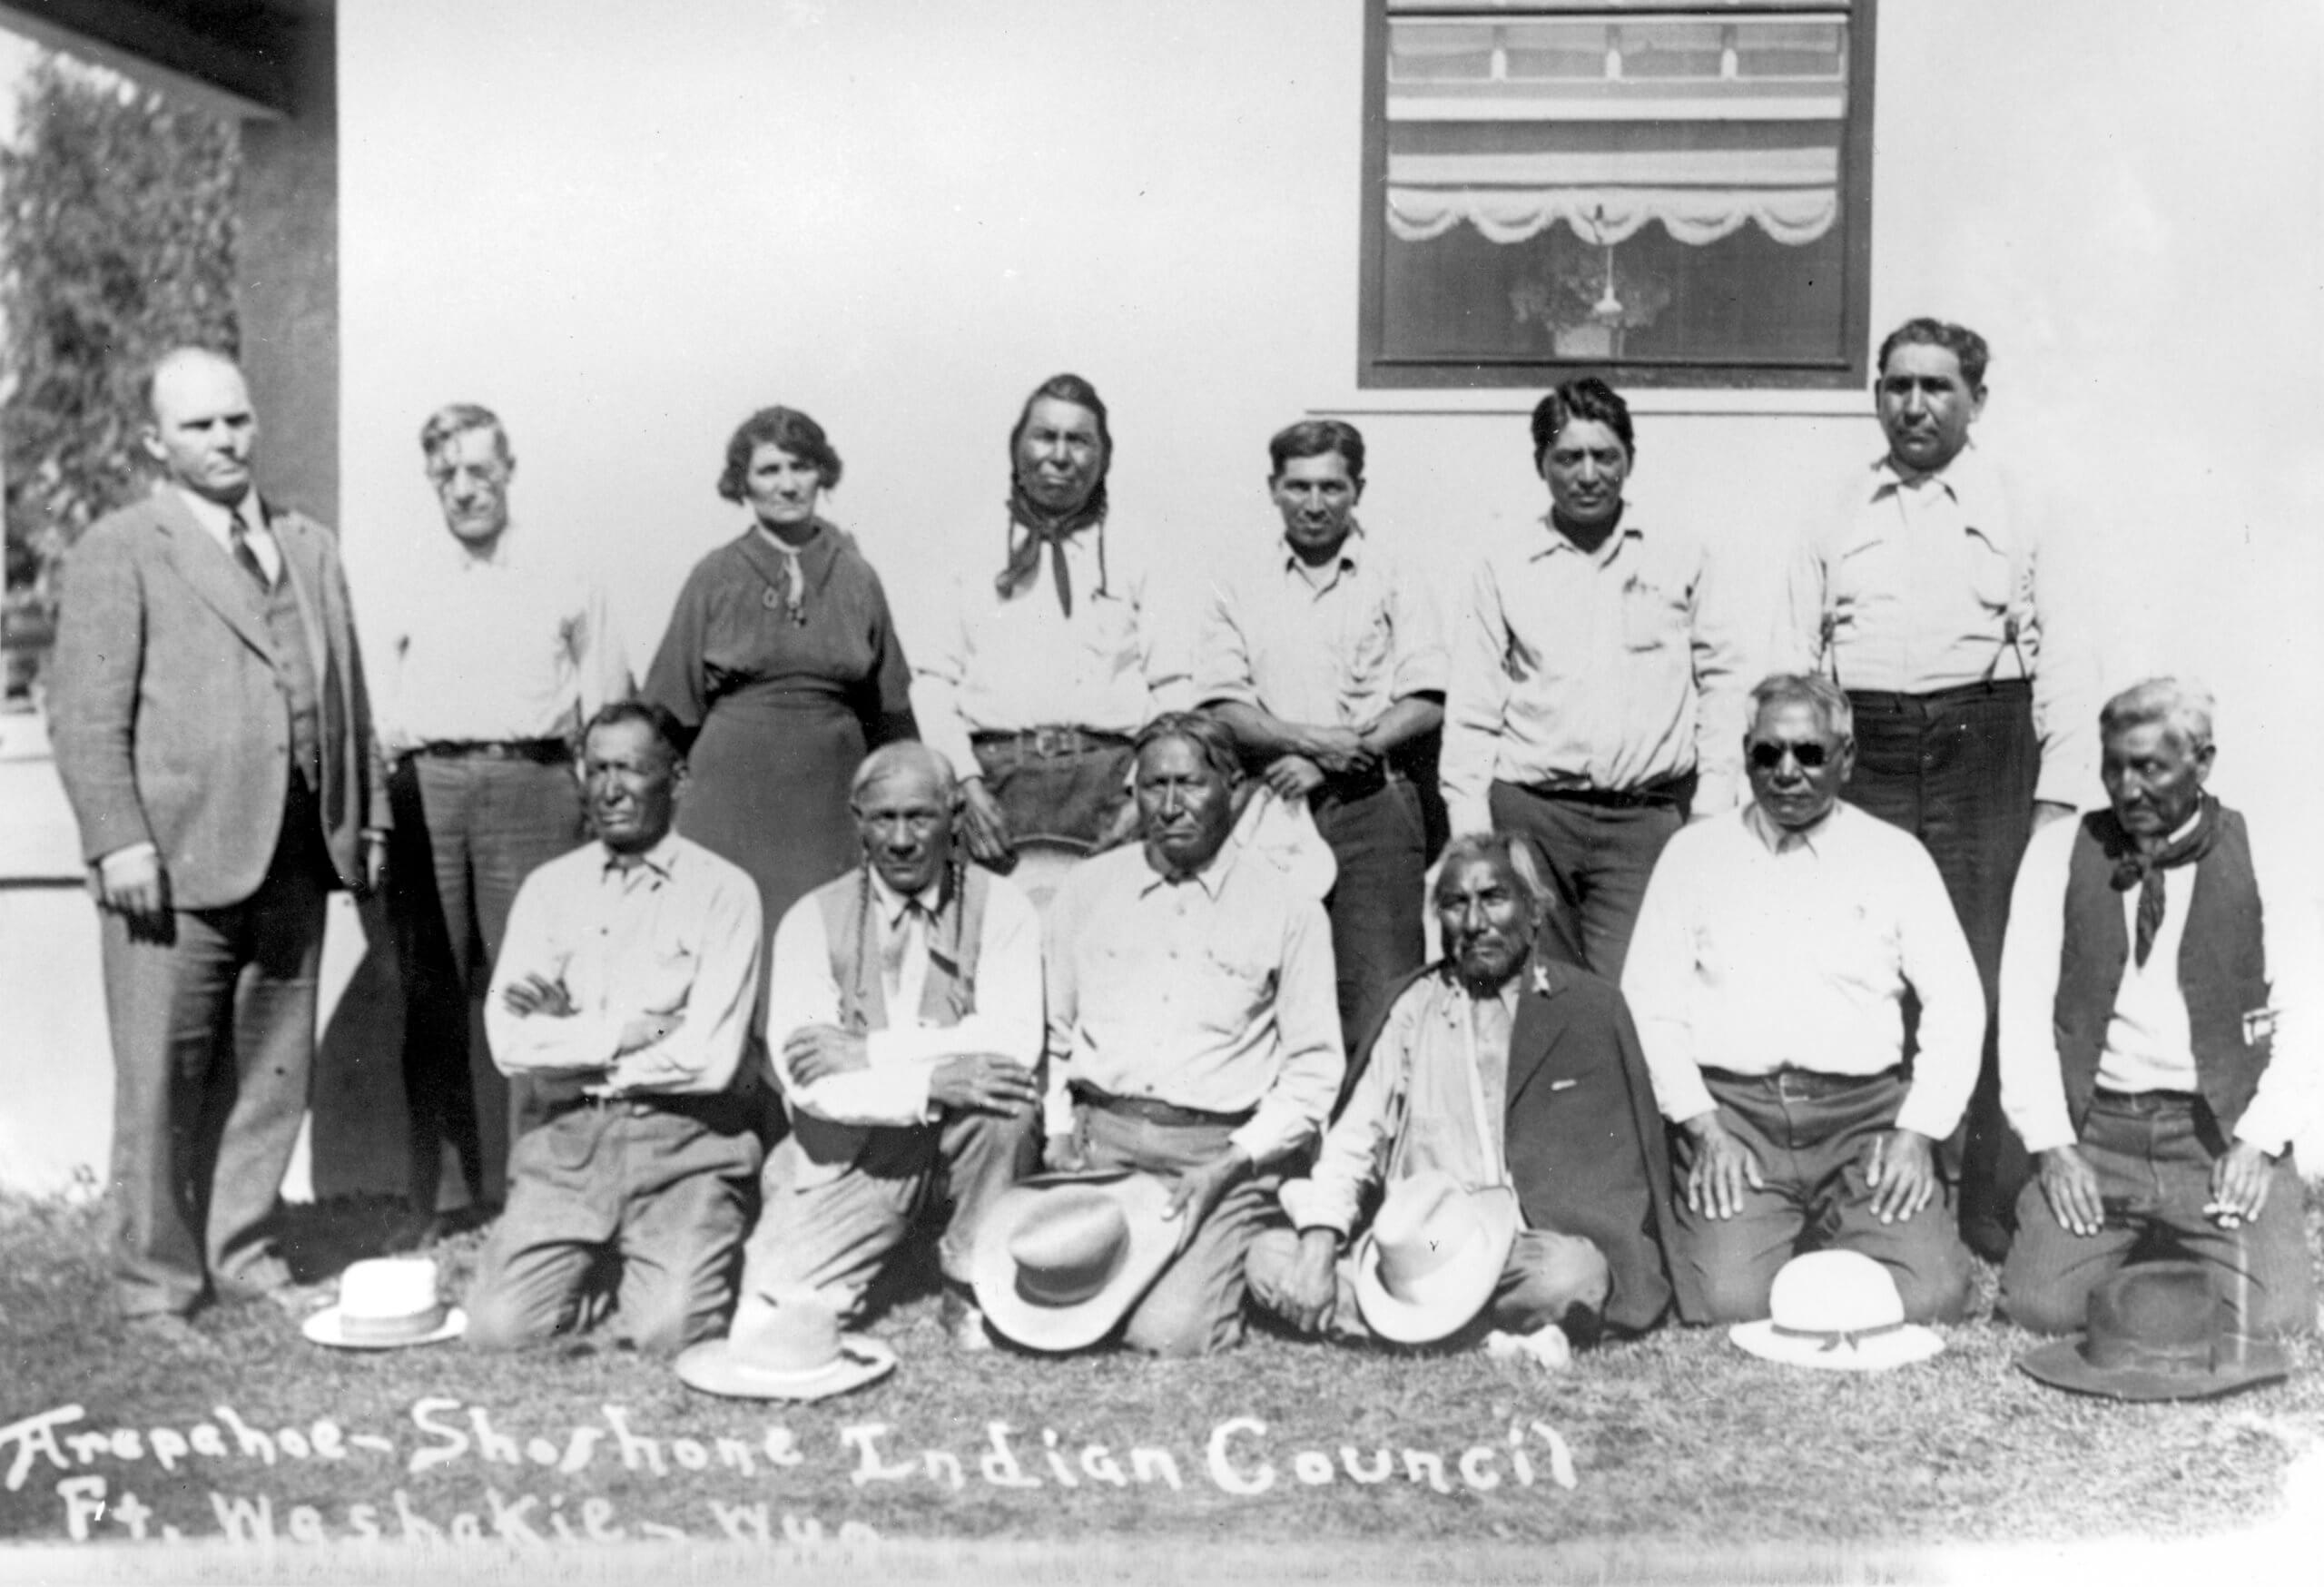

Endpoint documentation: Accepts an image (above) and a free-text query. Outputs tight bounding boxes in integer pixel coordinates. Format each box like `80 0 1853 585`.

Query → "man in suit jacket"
1248 833 1682 1364
49 347 387 1349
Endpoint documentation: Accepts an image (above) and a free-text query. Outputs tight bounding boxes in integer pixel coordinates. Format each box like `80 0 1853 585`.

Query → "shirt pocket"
1339 606 1395 705
1621 576 1689 653
1963 529 2015 615
1195 930 1275 1036
635 940 699 1018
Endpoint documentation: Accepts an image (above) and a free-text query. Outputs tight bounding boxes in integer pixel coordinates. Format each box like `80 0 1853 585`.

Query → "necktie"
229 514 271 590
881 899 927 999
775 544 805 626
2134 872 2166 970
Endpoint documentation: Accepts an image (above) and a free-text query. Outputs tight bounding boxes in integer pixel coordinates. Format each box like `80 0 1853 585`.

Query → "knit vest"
256 563 323 792
787 863 989 1168
2053 807 2270 1136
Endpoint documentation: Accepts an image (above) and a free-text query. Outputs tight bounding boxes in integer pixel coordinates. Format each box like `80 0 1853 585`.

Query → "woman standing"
644 407 916 928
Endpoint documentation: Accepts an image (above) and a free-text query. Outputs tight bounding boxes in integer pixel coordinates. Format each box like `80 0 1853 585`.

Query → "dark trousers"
1487 780 1686 981
388 754 586 1214
1846 682 2036 1258
1674 1070 1972 1325
1316 778 1428 1055
2001 1092 2315 1338
103 790 330 1318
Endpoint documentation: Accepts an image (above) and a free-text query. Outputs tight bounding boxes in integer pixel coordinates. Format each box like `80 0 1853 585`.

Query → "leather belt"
2091 1087 2201 1112
1518 770 1695 811
410 738 571 765
1699 1066 1901 1099
972 726 1134 759
1846 678 2032 714
1069 1082 1255 1129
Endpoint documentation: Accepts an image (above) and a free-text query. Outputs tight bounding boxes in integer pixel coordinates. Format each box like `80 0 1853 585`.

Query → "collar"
1868 438 1982 502
1137 844 1229 900
867 867 943 928
172 483 263 546
1745 801 1840 856
1278 522 1363 577
447 520 517 571
1528 512 1640 563
598 832 682 882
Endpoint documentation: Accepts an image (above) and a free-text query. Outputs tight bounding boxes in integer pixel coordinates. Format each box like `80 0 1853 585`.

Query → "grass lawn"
4 1185 2320 1580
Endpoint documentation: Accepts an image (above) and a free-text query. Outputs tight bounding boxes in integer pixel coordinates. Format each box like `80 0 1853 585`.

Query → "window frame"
1356 0 1881 389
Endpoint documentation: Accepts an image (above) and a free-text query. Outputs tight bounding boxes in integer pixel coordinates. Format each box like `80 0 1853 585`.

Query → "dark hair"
717 406 842 502
1133 711 1239 784
1876 318 1990 389
1530 379 1635 468
582 700 685 764
1009 373 1112 499
1267 419 1365 484
419 403 512 469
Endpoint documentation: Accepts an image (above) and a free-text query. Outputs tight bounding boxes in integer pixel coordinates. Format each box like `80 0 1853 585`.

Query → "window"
1358 0 1877 388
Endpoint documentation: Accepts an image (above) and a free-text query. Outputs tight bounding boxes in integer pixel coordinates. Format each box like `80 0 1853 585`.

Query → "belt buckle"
1032 725 1068 758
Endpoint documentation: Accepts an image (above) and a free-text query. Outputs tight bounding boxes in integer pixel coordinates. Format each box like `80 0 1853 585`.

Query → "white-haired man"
741 742 1045 1348
1623 674 1981 1324
1999 678 2317 1337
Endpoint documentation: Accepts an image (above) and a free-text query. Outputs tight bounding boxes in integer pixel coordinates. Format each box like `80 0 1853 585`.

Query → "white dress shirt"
1999 810 2319 1157
912 522 1190 779
1773 444 2095 808
1196 523 1447 727
1441 514 1749 833
373 524 630 752
1043 841 1344 1168
763 867 1044 1130
1621 803 1984 1140
485 833 762 1098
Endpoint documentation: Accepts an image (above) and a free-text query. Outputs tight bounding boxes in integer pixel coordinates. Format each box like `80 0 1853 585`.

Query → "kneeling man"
466 703 763 1352
1041 713 1343 1355
1249 834 1679 1358
2000 678 2317 1336
1623 675 1979 1323
743 743 1044 1347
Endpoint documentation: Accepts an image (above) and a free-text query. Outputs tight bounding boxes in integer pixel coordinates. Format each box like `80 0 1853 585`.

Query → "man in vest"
1998 678 2317 1336
50 348 387 1350
742 742 1045 1349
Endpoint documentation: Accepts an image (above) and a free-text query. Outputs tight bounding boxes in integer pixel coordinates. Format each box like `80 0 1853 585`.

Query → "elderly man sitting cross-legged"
1247 833 1680 1364
1622 673 1981 1326
740 742 1045 1349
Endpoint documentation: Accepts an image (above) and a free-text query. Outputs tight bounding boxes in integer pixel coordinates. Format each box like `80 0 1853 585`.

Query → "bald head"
141 348 256 506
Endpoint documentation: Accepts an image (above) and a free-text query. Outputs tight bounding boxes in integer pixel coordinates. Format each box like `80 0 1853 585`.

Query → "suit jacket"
50 486 387 910
1348 956 1691 1335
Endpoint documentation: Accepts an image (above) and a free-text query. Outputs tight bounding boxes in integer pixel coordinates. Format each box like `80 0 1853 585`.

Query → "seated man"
1248 834 1680 1361
1041 713 1344 1355
465 702 763 1353
742 743 1044 1348
1999 677 2317 1336
1622 674 1980 1324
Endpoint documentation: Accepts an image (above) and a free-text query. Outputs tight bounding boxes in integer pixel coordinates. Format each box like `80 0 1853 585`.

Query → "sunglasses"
1747 740 1834 771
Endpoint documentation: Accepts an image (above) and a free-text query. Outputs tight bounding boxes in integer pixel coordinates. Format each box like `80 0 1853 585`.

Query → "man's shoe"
940 1283 994 1353
1483 1323 1574 1373
125 1313 222 1358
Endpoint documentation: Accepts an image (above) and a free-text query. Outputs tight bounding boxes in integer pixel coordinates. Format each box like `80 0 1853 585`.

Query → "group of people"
46 319 2311 1380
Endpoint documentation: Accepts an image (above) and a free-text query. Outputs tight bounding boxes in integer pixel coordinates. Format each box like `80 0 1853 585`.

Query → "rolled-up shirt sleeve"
1228 897 1344 1168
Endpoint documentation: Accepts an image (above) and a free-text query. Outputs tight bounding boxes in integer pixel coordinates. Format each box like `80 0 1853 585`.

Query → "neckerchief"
2104 795 2219 968
995 481 1108 616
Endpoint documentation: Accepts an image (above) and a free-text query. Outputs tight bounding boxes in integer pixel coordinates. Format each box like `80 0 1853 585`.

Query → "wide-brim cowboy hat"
973 1169 1181 1352
676 1290 898 1403
2016 1261 2289 1401
1729 1249 1945 1372
1354 1175 1521 1346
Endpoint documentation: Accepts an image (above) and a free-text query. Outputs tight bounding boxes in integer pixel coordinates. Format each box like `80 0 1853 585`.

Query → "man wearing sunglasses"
1622 674 1981 1325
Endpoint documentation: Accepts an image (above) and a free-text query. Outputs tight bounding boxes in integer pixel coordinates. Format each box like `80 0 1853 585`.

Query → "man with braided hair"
741 742 1045 1349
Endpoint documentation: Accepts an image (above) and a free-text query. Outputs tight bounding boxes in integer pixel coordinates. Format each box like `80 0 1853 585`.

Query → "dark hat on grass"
2016 1262 2288 1402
